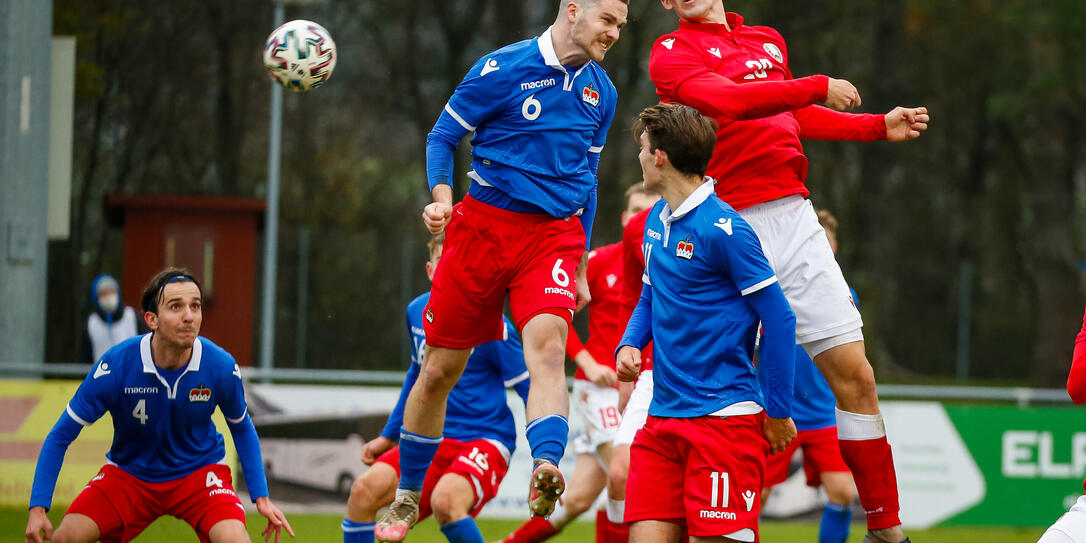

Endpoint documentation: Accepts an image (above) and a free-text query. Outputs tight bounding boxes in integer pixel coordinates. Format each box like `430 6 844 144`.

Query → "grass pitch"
6 508 1047 542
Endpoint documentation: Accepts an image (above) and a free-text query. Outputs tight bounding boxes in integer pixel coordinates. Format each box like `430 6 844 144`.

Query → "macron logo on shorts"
699 509 737 520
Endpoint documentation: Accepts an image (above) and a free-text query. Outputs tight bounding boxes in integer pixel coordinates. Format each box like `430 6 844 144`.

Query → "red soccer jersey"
649 13 887 210
568 242 625 380
620 210 653 372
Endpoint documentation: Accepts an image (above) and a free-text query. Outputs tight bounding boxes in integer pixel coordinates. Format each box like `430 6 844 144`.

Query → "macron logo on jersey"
661 38 675 50
714 218 733 235
93 361 111 379
480 58 500 76
708 47 722 58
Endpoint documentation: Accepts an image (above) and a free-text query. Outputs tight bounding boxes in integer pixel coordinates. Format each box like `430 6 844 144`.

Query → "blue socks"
341 518 374 543
440 517 485 543
398 429 443 491
819 501 852 543
525 415 568 467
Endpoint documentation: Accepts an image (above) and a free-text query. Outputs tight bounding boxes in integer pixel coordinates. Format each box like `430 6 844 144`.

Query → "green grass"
8 508 1048 542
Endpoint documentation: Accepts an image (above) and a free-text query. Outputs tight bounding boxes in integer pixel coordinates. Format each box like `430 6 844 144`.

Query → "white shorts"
1040 495 1086 543
613 370 653 447
571 379 621 455
738 196 863 353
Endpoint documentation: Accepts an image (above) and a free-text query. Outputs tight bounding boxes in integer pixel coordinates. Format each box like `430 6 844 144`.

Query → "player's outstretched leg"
813 341 909 543
376 346 472 542
520 313 573 517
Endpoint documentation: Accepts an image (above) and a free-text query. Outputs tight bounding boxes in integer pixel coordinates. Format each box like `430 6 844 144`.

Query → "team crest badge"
582 84 600 107
676 237 694 260
763 43 783 63
425 308 434 324
189 384 212 402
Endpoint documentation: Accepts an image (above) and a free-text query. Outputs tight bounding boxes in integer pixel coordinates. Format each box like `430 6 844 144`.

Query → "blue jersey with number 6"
427 28 617 226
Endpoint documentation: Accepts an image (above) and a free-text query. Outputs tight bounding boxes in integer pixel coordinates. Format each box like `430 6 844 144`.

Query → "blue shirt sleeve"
67 359 116 425
383 311 424 439
216 361 248 423
618 283 654 353
29 414 85 510
227 413 269 500
426 55 509 190
715 218 778 295
578 185 597 249
745 282 796 418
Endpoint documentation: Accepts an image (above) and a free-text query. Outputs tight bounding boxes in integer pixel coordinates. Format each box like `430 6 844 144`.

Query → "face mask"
100 294 119 313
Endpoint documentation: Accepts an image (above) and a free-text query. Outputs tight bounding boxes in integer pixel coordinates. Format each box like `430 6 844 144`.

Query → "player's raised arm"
650 35 835 123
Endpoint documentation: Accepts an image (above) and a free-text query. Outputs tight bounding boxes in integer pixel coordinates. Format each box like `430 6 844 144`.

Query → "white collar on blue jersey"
660 178 716 224
539 27 592 90
140 333 203 374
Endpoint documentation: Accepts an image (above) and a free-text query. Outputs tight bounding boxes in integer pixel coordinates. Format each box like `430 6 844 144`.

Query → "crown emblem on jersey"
582 84 600 107
676 237 694 260
189 384 212 402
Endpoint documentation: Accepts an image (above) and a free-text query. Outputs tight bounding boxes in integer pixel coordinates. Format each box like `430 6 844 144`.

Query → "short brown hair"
816 208 839 234
623 183 656 208
141 267 202 313
633 103 717 178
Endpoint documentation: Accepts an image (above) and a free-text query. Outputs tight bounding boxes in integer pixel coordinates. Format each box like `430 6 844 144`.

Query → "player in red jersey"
1038 307 1086 543
499 184 659 543
649 3 929 542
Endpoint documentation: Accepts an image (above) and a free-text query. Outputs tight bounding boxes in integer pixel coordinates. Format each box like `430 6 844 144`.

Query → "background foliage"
46 0 1086 385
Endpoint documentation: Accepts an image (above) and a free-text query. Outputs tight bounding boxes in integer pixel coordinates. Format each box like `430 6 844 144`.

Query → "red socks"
500 516 558 543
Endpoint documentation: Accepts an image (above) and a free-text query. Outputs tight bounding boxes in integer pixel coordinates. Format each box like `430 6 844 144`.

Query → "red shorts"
66 463 245 543
377 437 510 518
764 426 850 488
424 196 586 349
626 414 768 538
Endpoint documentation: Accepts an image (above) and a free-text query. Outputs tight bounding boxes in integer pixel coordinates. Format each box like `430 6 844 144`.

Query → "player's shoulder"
194 337 238 373
88 335 145 383
742 22 786 44
407 292 431 313
466 38 539 80
700 196 756 239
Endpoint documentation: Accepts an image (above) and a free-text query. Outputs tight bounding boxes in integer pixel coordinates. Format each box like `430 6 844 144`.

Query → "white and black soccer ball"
263 19 337 92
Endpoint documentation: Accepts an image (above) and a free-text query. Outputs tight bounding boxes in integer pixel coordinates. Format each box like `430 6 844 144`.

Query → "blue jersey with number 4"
65 334 249 482
427 28 617 226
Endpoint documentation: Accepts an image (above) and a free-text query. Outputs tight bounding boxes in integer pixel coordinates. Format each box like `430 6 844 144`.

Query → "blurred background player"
25 268 292 543
80 273 140 365
758 209 856 543
616 103 797 543
498 184 659 543
648 2 928 542
343 234 530 543
1037 306 1086 543
378 1 628 540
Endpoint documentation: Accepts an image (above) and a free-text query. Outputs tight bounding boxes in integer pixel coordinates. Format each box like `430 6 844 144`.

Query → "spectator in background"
81 274 139 364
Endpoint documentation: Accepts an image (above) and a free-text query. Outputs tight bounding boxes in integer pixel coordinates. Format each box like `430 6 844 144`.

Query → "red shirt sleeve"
620 212 647 327
1068 308 1086 404
649 34 829 124
794 104 887 141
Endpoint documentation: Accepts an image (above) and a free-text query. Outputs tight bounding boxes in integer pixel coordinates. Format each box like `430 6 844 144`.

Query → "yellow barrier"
0 379 237 510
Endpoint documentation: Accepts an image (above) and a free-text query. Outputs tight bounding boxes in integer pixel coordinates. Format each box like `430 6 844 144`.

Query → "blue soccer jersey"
30 334 269 509
426 27 618 242
381 293 530 454
620 181 796 419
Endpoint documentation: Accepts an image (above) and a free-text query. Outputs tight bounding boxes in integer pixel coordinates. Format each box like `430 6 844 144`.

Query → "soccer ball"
263 19 337 92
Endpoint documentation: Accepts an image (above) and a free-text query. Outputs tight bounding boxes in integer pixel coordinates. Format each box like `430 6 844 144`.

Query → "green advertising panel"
942 404 1086 527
